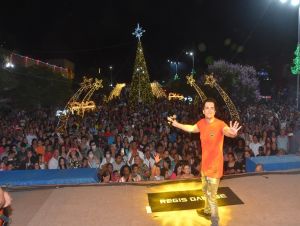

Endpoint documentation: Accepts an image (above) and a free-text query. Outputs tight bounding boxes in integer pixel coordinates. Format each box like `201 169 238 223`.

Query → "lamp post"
282 0 300 109
185 51 195 75
168 60 180 80
109 66 113 87
174 62 179 80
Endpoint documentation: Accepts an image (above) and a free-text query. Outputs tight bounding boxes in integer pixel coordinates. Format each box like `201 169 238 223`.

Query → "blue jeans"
202 174 220 226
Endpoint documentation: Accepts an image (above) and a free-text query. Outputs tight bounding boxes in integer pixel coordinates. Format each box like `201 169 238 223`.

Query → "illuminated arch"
186 74 240 121
56 77 103 133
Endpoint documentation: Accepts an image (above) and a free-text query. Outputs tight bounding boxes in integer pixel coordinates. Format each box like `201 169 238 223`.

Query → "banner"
147 187 243 212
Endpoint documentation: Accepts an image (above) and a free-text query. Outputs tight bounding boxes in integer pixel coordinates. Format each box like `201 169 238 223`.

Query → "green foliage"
208 60 260 104
291 44 300 76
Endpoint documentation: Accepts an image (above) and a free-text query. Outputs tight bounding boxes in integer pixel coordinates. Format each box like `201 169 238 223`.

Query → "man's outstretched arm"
167 116 199 133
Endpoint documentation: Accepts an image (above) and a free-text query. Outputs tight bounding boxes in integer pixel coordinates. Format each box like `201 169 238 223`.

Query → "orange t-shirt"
35 145 45 156
197 118 227 178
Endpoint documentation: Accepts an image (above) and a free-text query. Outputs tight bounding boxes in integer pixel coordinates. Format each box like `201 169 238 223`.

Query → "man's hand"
227 121 242 137
167 115 177 127
167 115 199 133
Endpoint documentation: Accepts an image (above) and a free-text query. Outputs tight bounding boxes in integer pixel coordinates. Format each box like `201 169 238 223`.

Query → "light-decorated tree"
208 60 260 104
291 44 300 75
129 24 154 106
291 44 300 109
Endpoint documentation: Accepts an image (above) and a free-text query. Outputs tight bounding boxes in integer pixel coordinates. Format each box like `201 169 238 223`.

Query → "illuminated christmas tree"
129 24 154 106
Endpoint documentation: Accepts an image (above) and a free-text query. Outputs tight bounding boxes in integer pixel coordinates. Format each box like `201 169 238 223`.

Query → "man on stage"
167 98 241 226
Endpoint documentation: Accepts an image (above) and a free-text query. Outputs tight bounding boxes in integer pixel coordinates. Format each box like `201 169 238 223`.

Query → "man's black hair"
202 98 218 111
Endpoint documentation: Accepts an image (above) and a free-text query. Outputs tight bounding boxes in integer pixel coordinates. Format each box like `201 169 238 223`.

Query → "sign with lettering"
147 187 243 212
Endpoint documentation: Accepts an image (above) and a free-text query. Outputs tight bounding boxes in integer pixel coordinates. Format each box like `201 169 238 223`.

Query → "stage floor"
7 172 300 226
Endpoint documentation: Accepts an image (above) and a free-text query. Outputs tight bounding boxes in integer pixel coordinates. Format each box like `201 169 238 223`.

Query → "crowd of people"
0 96 299 183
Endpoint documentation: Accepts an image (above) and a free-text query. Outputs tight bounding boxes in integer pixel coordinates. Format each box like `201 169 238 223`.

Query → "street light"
167 60 180 80
5 62 14 68
291 0 300 6
109 66 113 87
185 51 195 75
279 0 300 109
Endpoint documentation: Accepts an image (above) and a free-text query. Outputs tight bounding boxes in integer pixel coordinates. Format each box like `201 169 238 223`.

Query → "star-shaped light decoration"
204 73 216 88
132 23 145 41
93 78 103 90
186 75 196 86
80 76 93 88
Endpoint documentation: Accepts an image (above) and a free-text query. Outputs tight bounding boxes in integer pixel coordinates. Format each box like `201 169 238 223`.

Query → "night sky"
0 0 298 82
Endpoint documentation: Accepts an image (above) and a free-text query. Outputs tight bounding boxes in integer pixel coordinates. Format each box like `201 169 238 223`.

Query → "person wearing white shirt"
100 150 115 168
26 129 37 146
143 148 155 169
112 154 125 172
127 141 144 166
123 130 134 143
48 149 59 169
249 135 262 156
277 129 289 152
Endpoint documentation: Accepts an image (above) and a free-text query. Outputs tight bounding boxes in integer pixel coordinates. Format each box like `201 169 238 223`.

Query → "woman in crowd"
133 155 150 180
224 152 240 175
119 165 132 182
161 157 172 180
98 167 111 183
24 150 37 170
100 150 115 168
106 163 114 178
58 156 68 169
87 150 100 168
177 161 194 179
131 164 142 182
67 148 82 168
170 161 183 179
111 170 121 182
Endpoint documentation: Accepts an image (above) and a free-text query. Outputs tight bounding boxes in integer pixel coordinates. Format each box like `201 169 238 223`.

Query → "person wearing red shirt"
168 98 241 226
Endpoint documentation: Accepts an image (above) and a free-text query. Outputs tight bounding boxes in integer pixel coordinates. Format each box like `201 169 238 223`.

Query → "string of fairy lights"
107 83 126 102
54 23 240 133
3 52 74 79
56 77 103 133
151 81 167 99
